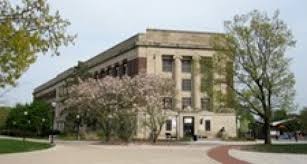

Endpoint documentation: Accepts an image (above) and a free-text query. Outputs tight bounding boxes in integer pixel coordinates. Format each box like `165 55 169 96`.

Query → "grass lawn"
242 144 307 154
0 139 52 154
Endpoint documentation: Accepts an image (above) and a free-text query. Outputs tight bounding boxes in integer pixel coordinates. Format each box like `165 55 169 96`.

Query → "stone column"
192 55 201 110
173 55 182 110
155 54 162 74
54 88 60 130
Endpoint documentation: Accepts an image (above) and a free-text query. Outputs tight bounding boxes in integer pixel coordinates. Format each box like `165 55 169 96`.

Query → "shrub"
115 113 137 142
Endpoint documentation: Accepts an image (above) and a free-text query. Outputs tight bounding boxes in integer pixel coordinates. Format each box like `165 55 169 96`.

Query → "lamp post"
23 111 29 142
41 118 46 136
51 102 56 144
76 114 80 141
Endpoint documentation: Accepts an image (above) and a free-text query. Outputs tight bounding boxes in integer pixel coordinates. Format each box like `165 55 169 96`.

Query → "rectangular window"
182 57 192 73
166 120 172 131
107 67 112 75
201 98 210 111
100 69 105 78
162 55 173 72
182 97 192 109
182 79 192 91
122 62 128 75
94 71 99 79
115 65 120 77
205 120 211 131
162 97 172 109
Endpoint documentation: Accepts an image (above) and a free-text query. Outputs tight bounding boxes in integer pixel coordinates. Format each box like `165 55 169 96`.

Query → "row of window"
93 60 128 79
162 55 192 73
162 97 211 110
165 119 211 131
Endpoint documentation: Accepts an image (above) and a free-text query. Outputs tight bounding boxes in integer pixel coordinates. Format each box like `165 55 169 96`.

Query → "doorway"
183 116 194 137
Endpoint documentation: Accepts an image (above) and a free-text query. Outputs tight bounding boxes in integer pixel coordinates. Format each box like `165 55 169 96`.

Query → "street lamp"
50 102 56 144
23 111 29 142
76 114 80 141
41 118 46 136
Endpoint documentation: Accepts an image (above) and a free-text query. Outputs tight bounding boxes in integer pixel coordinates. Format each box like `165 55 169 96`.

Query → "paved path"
2 136 307 164
230 149 307 164
208 145 250 164
0 142 218 164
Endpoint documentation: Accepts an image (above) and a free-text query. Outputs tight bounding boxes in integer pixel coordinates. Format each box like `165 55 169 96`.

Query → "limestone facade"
33 29 237 139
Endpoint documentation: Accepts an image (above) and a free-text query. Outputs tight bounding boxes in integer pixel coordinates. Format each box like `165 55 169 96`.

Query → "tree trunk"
264 118 272 145
151 130 157 143
153 134 158 143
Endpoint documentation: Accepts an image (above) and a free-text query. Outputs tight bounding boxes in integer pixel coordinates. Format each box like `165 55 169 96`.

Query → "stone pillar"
155 54 162 74
54 88 60 130
173 55 182 110
192 55 201 110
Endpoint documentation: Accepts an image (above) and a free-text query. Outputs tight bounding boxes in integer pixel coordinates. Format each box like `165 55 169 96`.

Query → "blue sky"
1 0 306 108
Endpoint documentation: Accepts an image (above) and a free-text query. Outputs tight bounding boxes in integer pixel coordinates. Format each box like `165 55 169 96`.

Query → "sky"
1 0 306 109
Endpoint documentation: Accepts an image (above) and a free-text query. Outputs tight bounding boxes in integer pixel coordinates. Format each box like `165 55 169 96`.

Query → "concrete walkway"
230 149 307 164
0 142 218 164
1 136 307 164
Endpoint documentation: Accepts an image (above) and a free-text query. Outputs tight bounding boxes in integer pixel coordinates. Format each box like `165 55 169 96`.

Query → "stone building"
33 29 237 139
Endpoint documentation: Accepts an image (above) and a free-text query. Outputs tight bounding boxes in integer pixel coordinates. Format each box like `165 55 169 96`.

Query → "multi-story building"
33 29 237 139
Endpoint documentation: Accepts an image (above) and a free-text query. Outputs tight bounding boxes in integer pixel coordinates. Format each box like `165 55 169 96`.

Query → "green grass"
243 144 307 154
0 139 52 154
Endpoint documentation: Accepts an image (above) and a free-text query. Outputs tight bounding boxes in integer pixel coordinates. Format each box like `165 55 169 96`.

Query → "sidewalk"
208 145 250 164
230 148 307 164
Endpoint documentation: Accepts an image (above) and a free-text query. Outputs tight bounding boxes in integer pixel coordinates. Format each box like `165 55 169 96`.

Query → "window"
182 79 192 91
205 120 211 131
162 97 173 109
166 120 172 131
162 55 173 72
182 97 192 109
182 57 192 72
112 65 119 77
94 71 99 79
115 64 120 77
100 69 105 78
201 98 210 111
107 67 112 75
122 60 128 76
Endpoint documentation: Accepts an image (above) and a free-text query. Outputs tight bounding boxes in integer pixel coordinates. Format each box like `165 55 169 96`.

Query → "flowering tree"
66 76 136 141
65 74 175 142
132 74 176 143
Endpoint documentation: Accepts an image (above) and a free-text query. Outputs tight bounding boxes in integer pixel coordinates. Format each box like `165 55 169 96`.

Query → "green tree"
237 105 255 136
300 107 307 133
0 0 75 88
272 109 288 122
0 106 10 129
212 10 296 144
29 100 52 135
6 100 52 136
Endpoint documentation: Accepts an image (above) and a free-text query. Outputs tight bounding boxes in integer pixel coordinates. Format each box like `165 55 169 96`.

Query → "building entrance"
183 116 194 137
